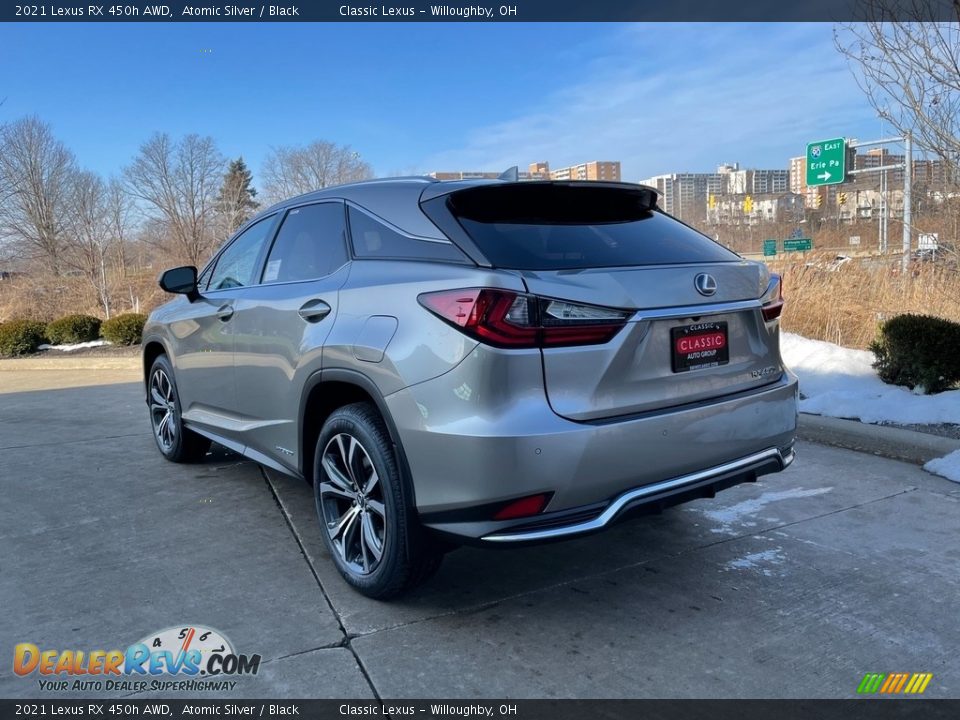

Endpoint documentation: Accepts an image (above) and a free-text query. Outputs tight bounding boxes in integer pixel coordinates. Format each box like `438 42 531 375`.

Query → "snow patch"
696 487 834 534
724 548 786 576
38 340 110 352
924 450 960 484
781 332 960 426
781 331 960 484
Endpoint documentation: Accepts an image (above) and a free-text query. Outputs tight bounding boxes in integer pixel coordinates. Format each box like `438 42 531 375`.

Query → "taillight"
761 274 784 322
418 288 630 349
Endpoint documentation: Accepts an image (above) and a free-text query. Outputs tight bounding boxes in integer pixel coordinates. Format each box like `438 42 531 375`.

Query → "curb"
797 413 960 465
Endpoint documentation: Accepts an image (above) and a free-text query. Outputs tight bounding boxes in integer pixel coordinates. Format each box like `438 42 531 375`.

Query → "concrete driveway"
1 381 957 699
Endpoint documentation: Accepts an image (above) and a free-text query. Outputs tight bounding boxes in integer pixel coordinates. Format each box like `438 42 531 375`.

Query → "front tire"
148 355 211 463
314 402 441 599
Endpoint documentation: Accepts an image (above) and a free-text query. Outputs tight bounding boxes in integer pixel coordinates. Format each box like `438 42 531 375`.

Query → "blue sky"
0 22 888 185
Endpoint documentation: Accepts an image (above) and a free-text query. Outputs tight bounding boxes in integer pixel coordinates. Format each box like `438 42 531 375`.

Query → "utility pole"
901 132 912 273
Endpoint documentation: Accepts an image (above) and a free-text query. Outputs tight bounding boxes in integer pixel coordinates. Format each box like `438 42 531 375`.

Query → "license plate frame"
671 321 730 373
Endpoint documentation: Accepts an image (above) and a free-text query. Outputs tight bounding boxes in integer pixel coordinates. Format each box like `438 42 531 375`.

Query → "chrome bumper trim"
482 447 793 543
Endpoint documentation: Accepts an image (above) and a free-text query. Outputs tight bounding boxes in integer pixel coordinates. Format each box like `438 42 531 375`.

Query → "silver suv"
143 178 798 598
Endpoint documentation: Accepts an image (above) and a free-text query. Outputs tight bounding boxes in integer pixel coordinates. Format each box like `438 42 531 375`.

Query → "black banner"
0 700 959 720
2 0 959 23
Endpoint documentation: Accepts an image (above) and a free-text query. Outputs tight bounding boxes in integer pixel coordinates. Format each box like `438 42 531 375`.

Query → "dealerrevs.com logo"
14 625 261 693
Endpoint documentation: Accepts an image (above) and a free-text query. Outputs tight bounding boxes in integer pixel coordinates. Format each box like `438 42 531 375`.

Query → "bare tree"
835 5 960 182
0 116 77 274
63 171 117 316
105 178 135 279
124 133 225 266
260 140 373 204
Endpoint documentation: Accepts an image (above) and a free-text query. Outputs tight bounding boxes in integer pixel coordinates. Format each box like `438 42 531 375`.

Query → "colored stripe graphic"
858 673 932 694
858 673 885 694
904 673 933 694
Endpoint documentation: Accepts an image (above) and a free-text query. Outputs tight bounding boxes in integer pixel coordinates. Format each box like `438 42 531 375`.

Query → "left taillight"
761 274 784 322
418 288 631 349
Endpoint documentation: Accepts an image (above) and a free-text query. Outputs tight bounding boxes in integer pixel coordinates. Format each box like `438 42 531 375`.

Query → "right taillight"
418 288 631 349
761 274 784 322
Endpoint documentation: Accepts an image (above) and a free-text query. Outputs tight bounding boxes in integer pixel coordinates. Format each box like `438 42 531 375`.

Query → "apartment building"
638 170 727 219
706 193 805 226
428 160 620 183
537 160 621 182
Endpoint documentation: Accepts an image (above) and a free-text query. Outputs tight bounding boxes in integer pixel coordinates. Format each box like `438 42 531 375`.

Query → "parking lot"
1 378 958 699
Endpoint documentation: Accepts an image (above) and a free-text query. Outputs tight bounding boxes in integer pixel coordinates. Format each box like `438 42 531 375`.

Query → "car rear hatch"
423 181 785 421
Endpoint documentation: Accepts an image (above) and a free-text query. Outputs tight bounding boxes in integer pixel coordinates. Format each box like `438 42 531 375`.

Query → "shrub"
100 313 147 346
870 313 960 394
45 314 102 345
0 319 47 357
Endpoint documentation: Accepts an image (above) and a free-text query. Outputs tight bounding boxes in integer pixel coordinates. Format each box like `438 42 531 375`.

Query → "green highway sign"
784 238 813 252
806 138 846 186
763 239 778 257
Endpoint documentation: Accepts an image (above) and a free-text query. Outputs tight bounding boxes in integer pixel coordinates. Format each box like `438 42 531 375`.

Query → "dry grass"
0 269 166 325
769 253 960 348
1 251 957 353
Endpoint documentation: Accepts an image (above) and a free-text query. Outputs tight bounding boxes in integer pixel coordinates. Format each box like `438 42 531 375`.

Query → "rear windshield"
446 184 739 270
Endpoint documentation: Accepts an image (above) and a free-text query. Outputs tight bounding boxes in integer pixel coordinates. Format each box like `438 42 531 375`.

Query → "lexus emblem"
694 273 717 297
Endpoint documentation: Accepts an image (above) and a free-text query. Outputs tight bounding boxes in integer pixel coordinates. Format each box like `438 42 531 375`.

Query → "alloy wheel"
149 368 178 453
319 433 386 575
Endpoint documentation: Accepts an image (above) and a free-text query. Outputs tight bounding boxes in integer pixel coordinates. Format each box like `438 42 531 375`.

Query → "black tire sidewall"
149 356 188 460
313 405 410 597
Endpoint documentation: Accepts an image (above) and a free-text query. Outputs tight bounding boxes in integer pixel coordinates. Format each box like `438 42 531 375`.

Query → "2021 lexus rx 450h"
143 178 798 598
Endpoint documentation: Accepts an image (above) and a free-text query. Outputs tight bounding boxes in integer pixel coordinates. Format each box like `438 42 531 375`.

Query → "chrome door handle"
298 299 332 323
216 304 234 321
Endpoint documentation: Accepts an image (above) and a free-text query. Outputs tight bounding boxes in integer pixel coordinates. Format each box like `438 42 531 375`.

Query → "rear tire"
148 355 211 463
314 402 442 599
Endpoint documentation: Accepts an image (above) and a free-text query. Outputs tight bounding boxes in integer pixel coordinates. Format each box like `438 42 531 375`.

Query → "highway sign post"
763 239 777 257
784 238 813 252
806 138 846 186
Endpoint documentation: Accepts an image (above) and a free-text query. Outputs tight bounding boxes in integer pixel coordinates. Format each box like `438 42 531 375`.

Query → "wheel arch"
299 369 417 509
142 337 171 398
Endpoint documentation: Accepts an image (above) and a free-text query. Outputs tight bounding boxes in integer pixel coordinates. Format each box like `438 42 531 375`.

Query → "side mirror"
159 266 200 301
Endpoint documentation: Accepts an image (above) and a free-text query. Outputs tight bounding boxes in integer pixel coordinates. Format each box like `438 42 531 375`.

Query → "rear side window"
262 202 348 283
446 184 739 270
348 206 467 262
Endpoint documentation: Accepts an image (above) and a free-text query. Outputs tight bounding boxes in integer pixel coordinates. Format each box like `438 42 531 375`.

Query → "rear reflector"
418 288 630 349
493 493 551 520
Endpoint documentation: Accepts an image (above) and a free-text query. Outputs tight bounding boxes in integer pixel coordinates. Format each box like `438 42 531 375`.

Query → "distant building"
640 163 786 221
727 168 789 195
428 160 620 183
428 170 544 181
706 193 804 226
537 160 621 182
639 170 726 219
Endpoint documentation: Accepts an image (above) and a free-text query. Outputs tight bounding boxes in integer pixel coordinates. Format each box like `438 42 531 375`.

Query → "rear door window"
445 184 739 270
262 202 348 283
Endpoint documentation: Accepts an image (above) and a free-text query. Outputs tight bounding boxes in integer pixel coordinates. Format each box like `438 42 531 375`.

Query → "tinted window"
348 206 467 262
447 184 739 270
207 216 275 290
262 203 348 283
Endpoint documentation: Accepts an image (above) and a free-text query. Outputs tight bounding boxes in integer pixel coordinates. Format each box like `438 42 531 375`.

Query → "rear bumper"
384 345 798 541
481 446 794 544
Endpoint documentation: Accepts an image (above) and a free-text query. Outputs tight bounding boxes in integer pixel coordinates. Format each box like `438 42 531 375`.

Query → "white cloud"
422 23 877 179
